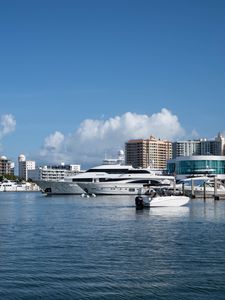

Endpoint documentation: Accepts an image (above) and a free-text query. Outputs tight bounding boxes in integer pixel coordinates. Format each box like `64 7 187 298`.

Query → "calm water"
0 193 225 300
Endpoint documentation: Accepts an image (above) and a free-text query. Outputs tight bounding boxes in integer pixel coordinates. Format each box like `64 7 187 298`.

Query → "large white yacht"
76 168 174 195
35 151 125 195
36 151 174 195
36 163 134 195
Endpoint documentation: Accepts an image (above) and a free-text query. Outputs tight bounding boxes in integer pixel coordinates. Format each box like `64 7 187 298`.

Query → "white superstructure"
76 165 174 195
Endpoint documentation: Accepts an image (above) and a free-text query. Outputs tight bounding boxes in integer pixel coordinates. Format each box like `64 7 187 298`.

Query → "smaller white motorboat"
135 189 190 209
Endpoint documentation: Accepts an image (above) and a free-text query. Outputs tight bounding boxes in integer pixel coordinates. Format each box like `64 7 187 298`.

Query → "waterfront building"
0 156 14 176
29 163 81 181
18 154 35 181
125 135 172 169
172 132 225 158
172 140 201 158
167 155 225 180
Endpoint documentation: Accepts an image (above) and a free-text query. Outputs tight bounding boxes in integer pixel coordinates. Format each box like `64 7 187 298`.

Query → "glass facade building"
167 156 225 180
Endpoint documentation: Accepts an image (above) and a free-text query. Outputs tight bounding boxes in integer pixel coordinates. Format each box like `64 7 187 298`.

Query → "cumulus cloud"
77 109 184 141
0 114 16 139
39 108 185 166
40 131 66 163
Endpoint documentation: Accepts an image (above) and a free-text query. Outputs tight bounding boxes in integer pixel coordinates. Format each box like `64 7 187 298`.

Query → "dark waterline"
0 193 225 300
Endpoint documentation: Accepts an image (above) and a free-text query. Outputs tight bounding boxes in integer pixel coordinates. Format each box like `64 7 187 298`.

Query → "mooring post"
214 177 219 200
191 179 195 198
203 181 206 200
173 179 176 195
182 182 185 196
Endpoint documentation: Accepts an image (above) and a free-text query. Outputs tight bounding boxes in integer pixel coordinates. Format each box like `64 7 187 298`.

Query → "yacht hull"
77 182 166 195
36 180 84 195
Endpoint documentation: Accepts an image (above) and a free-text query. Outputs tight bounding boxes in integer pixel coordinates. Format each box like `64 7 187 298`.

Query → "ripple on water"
1 194 225 300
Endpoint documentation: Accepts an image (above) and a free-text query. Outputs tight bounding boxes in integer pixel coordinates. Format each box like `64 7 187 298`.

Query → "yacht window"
72 178 92 182
86 168 130 174
131 180 151 184
126 170 150 174
130 179 161 185
99 178 128 182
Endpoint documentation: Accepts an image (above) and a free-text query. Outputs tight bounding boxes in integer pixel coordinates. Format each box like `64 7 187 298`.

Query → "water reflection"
148 206 189 218
189 198 225 221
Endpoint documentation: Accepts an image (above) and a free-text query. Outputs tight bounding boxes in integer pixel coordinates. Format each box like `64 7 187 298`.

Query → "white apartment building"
28 163 81 181
18 154 36 180
172 132 225 159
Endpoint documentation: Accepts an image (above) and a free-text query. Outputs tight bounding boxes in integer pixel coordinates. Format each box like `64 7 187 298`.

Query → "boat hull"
136 195 190 208
36 180 84 195
149 196 190 207
77 182 171 195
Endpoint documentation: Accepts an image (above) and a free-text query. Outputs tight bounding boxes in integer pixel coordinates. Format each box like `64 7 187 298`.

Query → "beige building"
125 135 172 169
0 156 14 176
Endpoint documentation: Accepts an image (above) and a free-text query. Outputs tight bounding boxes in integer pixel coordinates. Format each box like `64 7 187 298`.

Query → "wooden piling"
191 179 195 198
214 177 219 200
182 182 185 196
203 181 206 200
173 179 176 195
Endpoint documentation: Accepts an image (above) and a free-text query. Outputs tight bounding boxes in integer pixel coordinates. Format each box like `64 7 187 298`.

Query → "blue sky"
0 0 225 166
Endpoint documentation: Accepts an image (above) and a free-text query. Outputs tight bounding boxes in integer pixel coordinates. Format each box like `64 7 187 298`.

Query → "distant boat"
0 179 40 192
176 177 225 198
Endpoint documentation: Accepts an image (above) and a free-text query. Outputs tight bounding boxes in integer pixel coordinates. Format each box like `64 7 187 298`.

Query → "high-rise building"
18 154 35 180
172 140 201 158
125 135 172 169
172 132 225 158
0 156 14 176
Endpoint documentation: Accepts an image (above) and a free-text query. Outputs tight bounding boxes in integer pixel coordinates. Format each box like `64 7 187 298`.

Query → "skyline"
0 0 225 167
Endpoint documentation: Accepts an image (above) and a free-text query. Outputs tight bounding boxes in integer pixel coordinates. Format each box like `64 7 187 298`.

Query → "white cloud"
190 129 199 138
40 131 66 163
0 114 16 139
39 108 185 166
